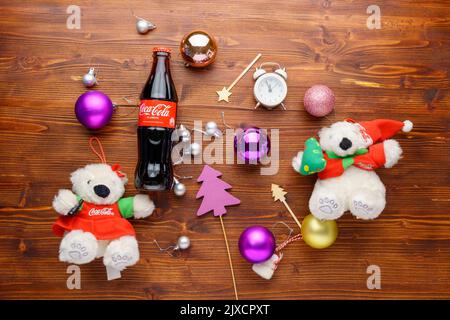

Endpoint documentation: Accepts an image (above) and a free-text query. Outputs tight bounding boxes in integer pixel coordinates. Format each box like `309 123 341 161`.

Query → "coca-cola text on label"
138 100 176 128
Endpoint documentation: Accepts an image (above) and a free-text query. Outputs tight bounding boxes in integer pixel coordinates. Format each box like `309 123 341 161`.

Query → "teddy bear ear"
318 126 330 140
70 167 86 186
120 174 129 185
110 163 128 185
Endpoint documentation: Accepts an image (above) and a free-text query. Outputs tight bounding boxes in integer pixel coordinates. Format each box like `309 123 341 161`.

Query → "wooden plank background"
0 0 449 299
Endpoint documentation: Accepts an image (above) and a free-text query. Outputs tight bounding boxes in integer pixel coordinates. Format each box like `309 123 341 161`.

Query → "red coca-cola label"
138 99 177 128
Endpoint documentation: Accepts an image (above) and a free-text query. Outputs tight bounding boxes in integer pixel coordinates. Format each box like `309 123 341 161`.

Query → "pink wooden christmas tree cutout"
196 165 241 216
196 165 240 300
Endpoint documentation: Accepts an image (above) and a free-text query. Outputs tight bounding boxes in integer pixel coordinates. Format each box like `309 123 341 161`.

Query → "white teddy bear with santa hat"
292 118 413 220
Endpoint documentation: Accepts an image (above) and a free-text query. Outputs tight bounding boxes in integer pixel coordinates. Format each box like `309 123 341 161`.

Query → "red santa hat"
346 118 413 144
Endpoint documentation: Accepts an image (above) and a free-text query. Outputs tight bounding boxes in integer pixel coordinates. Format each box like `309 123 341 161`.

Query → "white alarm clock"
253 62 287 110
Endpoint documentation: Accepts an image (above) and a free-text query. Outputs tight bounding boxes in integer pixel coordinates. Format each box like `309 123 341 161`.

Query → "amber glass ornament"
180 30 218 68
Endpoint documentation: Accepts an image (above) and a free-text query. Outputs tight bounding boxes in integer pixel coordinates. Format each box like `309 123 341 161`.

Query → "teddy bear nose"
93 184 110 198
339 137 352 150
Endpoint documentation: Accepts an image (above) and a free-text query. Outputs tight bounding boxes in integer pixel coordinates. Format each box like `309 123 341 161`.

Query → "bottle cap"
153 47 171 53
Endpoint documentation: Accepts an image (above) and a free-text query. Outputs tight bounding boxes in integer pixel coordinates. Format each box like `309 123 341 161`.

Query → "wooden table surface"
0 0 449 300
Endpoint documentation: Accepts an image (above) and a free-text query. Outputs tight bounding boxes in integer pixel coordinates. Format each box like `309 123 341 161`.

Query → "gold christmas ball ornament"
301 214 338 249
180 30 218 68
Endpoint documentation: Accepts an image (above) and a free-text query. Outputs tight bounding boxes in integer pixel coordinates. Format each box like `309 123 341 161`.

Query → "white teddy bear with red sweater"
292 119 412 220
52 162 154 278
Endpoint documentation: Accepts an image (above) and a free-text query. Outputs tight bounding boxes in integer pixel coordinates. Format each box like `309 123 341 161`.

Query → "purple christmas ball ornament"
239 225 276 264
75 91 114 130
234 127 270 164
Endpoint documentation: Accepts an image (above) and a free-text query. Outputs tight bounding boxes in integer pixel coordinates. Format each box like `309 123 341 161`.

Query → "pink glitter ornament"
303 85 335 117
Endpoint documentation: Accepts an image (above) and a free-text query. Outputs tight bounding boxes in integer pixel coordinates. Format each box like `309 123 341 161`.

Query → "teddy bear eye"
87 180 91 184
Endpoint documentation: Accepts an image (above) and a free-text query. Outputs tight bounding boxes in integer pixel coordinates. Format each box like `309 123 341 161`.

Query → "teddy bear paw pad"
59 231 98 264
319 197 340 214
59 239 97 264
350 195 384 220
68 242 89 260
112 253 132 267
353 200 373 215
105 252 135 271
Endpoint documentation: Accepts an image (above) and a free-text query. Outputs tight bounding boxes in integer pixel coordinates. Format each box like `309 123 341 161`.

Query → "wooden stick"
219 215 239 300
271 184 302 231
227 53 262 91
282 200 302 231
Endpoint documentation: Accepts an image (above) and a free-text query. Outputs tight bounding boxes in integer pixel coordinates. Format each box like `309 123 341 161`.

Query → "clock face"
254 73 287 108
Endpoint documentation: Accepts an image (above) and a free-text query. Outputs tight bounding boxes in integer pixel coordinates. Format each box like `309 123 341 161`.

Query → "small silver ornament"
153 235 191 256
136 18 156 34
82 68 97 88
205 121 218 135
189 142 201 156
177 125 191 142
176 236 191 250
192 120 223 138
173 181 186 197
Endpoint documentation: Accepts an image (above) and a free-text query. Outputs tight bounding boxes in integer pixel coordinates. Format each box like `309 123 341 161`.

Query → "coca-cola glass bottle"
135 47 178 191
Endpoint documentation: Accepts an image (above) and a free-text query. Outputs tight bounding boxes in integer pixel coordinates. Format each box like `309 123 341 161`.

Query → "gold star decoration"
216 53 262 103
216 87 232 102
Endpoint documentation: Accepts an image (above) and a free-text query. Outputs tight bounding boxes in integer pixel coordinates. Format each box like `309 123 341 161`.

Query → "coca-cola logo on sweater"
88 207 114 216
